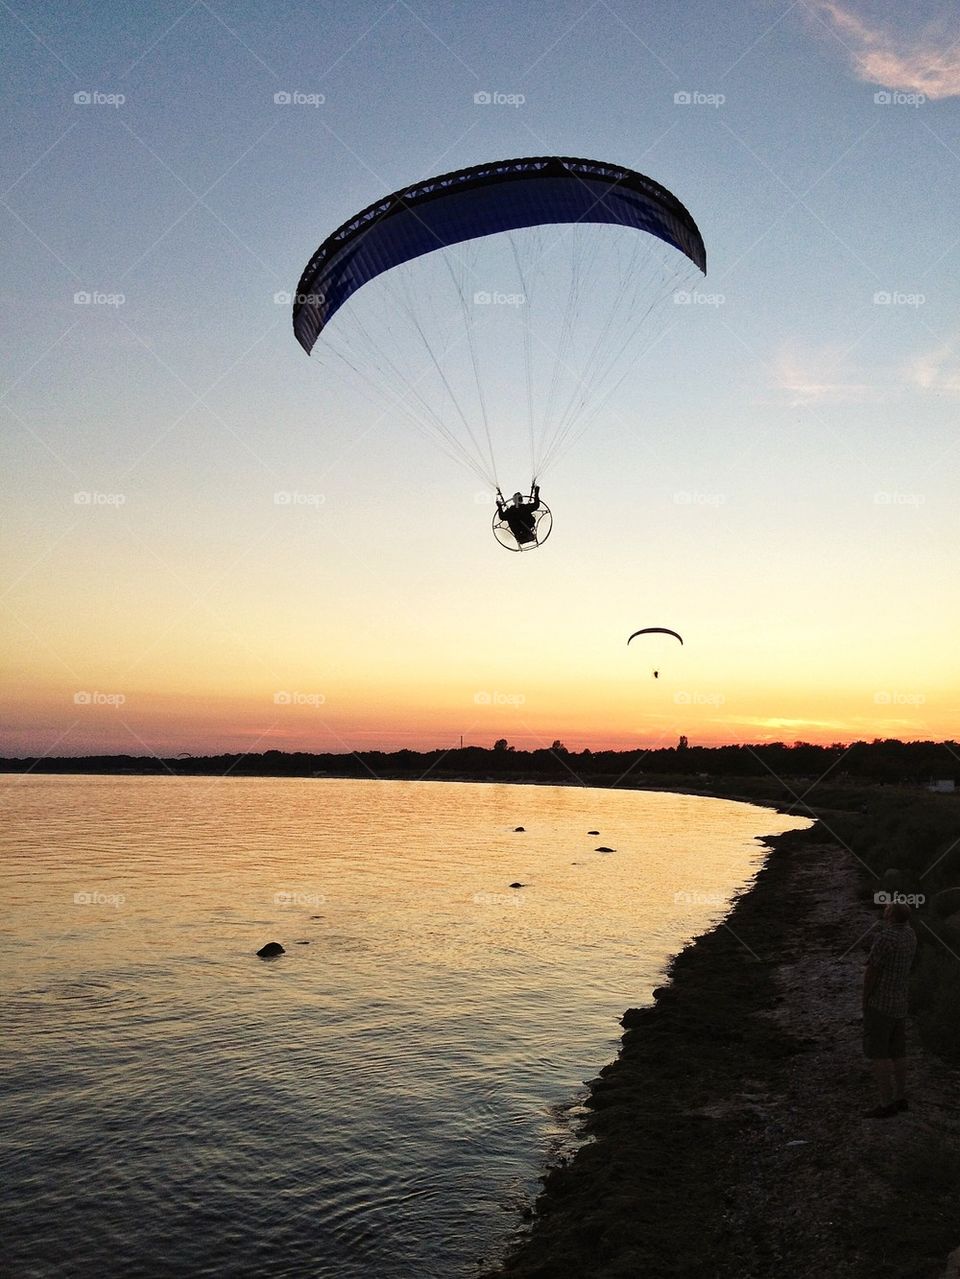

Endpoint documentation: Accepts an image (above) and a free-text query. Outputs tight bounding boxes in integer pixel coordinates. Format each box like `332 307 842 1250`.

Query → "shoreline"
483 818 960 1279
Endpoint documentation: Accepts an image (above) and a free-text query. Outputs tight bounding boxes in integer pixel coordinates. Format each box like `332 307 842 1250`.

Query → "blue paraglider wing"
293 156 706 354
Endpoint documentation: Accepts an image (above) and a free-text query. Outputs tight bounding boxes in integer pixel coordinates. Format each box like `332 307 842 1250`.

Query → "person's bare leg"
893 1058 907 1102
872 1059 894 1105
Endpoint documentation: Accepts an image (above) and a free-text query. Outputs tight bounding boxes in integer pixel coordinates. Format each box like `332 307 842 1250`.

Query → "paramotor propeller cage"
492 495 553 552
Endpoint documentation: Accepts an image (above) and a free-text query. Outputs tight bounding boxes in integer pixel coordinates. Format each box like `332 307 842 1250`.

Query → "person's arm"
863 935 884 1010
863 961 879 1011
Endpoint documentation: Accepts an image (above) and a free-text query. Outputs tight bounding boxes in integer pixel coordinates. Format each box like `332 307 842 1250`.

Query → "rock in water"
509 882 526 889
514 826 525 832
588 830 600 835
595 846 616 853
257 942 285 958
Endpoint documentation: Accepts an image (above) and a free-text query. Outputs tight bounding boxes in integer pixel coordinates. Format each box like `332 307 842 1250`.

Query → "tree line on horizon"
2 737 957 786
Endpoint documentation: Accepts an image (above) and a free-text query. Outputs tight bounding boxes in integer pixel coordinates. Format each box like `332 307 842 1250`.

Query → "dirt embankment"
484 823 960 1279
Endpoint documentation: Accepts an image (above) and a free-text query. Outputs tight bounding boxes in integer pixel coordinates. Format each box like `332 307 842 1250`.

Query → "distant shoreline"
4 756 940 827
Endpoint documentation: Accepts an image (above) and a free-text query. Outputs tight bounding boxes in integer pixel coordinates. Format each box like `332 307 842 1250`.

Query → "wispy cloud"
906 336 960 394
766 345 879 406
809 2 960 99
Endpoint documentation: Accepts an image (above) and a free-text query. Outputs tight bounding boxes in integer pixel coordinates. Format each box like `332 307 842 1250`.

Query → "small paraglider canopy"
627 627 684 646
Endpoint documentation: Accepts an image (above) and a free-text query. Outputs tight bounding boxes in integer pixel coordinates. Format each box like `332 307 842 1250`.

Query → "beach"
485 816 960 1279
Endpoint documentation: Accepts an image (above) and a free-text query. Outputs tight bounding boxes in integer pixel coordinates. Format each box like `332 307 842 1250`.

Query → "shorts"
863 1007 906 1060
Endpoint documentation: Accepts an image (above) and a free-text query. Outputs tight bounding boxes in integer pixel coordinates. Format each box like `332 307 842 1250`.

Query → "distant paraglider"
628 628 684 680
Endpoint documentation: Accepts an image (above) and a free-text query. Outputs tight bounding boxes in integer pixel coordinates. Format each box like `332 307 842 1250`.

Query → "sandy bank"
484 822 960 1279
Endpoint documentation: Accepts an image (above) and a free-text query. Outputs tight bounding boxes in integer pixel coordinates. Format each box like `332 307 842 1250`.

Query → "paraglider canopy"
293 156 706 354
627 627 684 646
292 156 707 533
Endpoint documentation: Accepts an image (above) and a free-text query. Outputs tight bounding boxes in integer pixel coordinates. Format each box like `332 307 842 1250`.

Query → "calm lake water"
0 776 809 1278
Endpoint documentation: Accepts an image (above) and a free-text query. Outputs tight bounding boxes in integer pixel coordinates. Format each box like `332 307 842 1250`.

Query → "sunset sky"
2 0 958 756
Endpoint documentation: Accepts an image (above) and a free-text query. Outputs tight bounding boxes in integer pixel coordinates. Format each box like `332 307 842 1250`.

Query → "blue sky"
2 0 958 754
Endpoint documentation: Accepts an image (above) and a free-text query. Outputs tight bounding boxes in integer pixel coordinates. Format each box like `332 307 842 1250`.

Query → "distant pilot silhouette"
496 485 541 546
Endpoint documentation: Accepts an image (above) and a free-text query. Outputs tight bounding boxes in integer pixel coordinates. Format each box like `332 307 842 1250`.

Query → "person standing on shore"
862 900 917 1118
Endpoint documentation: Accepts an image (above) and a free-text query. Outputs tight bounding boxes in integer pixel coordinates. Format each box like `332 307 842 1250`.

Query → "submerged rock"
293 940 310 945
256 942 285 958
588 830 600 835
595 846 616 853
514 826 525 832
509 882 526 889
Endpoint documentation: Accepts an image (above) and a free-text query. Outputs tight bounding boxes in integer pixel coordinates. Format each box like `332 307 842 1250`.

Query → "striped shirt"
866 923 917 1018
